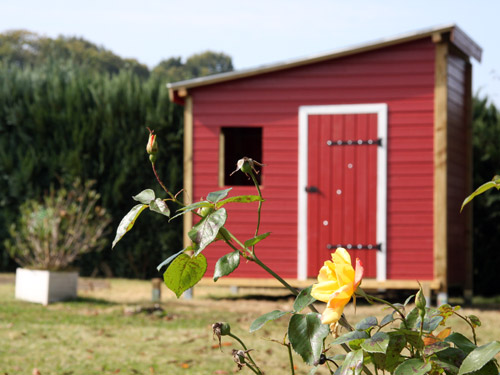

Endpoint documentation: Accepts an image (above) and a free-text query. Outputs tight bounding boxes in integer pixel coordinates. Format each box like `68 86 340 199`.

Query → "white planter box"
15 268 78 305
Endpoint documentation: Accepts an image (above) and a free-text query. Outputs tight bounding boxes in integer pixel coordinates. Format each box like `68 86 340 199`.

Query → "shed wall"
190 38 436 279
446 50 470 286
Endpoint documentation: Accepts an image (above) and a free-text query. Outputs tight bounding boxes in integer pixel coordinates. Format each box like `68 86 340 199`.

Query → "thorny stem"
151 162 184 205
251 253 299 296
249 170 263 243
359 292 409 329
244 363 260 375
228 333 263 375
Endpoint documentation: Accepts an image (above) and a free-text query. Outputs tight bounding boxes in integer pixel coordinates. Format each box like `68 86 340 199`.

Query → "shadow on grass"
67 296 118 306
208 293 296 302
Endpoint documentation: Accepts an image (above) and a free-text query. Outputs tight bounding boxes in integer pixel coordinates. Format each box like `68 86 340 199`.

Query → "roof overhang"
168 24 482 105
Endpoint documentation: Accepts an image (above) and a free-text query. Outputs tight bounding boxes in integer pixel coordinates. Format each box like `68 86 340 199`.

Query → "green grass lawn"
1 277 499 375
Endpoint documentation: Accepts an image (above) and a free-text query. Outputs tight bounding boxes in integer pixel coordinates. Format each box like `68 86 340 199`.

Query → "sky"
2 0 499 106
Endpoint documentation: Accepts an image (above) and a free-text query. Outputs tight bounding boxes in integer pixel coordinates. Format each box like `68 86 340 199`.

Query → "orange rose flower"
310 248 364 325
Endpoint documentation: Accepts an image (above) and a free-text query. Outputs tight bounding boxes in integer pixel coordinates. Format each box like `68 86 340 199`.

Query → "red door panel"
307 113 378 277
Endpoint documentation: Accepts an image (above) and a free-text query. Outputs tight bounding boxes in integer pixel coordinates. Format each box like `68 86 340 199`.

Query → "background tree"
0 30 235 278
152 51 233 82
0 30 150 78
471 96 500 296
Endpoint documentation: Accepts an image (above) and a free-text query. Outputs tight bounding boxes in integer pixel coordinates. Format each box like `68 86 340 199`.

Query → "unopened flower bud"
416 288 427 319
146 128 158 155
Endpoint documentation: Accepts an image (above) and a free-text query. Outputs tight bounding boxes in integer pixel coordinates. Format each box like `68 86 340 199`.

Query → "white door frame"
297 104 388 281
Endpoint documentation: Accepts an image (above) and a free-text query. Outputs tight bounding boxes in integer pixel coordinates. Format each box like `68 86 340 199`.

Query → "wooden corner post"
183 96 194 248
434 41 449 301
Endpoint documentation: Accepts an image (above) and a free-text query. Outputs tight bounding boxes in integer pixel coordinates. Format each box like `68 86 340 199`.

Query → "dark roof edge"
167 24 481 94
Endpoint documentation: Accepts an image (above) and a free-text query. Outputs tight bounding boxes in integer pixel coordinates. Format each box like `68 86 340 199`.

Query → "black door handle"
305 186 319 193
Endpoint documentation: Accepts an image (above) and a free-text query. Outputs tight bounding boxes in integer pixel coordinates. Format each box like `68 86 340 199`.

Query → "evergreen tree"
0 62 183 277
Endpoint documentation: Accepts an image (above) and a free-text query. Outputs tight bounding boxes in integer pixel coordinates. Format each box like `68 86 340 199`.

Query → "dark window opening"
221 127 262 186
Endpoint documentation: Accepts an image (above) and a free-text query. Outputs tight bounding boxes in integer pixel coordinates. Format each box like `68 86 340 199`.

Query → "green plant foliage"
206 188 232 203
471 96 500 295
132 189 156 204
156 248 187 271
461 178 500 211
216 195 263 208
5 180 111 270
188 208 227 255
163 253 207 298
355 316 378 331
360 332 389 353
112 204 148 248
244 232 271 248
0 61 184 277
287 313 329 365
213 251 240 281
249 310 290 333
457 341 500 375
394 358 431 375
293 286 316 313
338 349 364 375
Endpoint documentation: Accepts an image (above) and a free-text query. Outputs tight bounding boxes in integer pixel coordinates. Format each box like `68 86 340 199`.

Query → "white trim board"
297 104 388 281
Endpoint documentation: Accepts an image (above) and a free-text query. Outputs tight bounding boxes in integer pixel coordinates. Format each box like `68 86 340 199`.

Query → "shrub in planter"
5 180 111 304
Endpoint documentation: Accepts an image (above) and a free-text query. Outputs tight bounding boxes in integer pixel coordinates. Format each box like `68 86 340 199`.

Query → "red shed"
168 25 481 300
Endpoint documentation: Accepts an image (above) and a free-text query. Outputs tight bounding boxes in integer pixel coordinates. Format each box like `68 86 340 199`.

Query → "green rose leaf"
436 347 467 371
384 333 407 372
458 341 500 375
288 313 329 365
163 253 207 298
338 349 364 375
207 188 232 203
418 315 444 332
150 198 170 217
468 315 481 327
423 341 450 357
170 201 212 221
216 195 264 208
189 208 227 254
157 247 192 271
380 312 395 326
360 332 390 353
432 359 459 375
213 251 240 282
404 294 415 306
293 285 316 313
244 232 271 248
445 333 477 355
132 189 155 204
394 359 431 375
250 310 290 333
332 330 369 345
355 316 378 331
461 179 500 212
112 204 148 248
402 307 419 329
400 329 424 350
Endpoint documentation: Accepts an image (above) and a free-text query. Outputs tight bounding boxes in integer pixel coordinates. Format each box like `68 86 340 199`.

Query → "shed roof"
168 24 481 103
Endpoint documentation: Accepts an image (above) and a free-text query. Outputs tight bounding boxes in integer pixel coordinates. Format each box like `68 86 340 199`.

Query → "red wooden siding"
446 51 469 286
191 38 436 279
